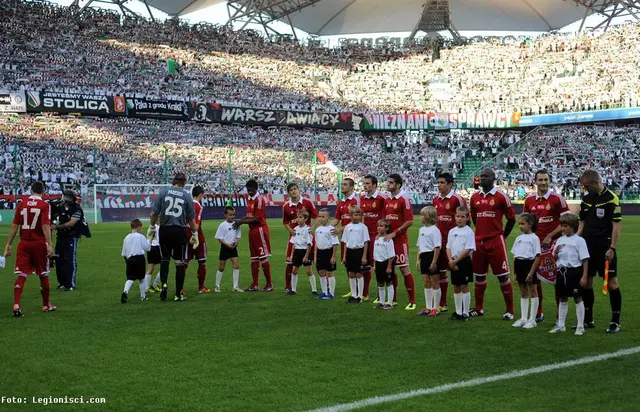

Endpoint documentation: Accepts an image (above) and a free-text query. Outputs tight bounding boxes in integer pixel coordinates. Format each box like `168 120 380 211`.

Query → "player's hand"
448 260 457 269
579 276 588 287
330 257 336 265
526 274 533 284
341 259 346 265
190 234 199 249
415 262 420 271
361 257 367 265
147 226 156 238
232 219 242 229
386 267 393 274
46 244 53 258
287 227 295 236
452 265 458 271
542 236 552 249
331 227 343 236
429 263 437 274
553 245 563 256
605 248 615 262
3 245 11 258
384 232 396 241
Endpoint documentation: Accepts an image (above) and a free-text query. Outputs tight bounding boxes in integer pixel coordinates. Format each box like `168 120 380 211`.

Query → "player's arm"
304 243 312 262
3 223 19 257
527 254 541 281
42 222 53 258
577 199 588 236
330 243 337 265
142 236 151 252
607 195 622 261
431 246 440 271
283 220 294 235
150 193 162 227
470 197 477 226
362 240 369 264
55 210 81 230
314 242 318 263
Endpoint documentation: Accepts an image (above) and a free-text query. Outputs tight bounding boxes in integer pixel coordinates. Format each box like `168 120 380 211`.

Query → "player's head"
245 179 259 197
377 218 391 235
387 174 403 194
224 206 236 221
363 175 378 194
455 205 469 227
479 169 495 192
580 169 602 194
130 218 143 232
287 183 300 199
420 206 438 227
559 213 579 235
437 173 454 196
296 209 309 225
192 185 205 201
341 178 355 195
534 169 551 193
31 181 44 195
63 190 77 204
349 205 362 223
519 213 537 234
172 172 188 188
318 208 330 225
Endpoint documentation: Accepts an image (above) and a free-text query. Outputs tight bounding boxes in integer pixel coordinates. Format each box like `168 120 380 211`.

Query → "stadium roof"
142 0 639 36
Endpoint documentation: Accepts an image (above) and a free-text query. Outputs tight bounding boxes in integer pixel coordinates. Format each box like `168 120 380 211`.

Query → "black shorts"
316 248 336 272
375 260 395 284
451 256 472 286
126 255 146 281
147 246 161 265
555 267 582 298
514 258 539 285
159 226 187 261
419 251 438 276
219 244 238 261
292 248 312 268
345 248 365 273
586 241 617 278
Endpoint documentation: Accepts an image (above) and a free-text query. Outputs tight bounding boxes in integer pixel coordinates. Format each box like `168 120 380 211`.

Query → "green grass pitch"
0 217 638 412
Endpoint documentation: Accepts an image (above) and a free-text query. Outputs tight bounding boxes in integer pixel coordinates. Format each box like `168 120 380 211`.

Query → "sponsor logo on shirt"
476 211 496 218
539 216 554 224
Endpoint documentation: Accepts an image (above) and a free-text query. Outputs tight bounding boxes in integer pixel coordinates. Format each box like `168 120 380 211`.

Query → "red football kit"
360 190 386 264
283 197 318 263
384 190 414 268
13 195 51 276
335 193 360 259
433 190 467 272
246 193 271 260
185 201 207 261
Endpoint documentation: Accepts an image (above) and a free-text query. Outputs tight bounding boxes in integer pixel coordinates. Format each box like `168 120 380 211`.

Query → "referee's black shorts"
159 226 187 261
586 240 617 278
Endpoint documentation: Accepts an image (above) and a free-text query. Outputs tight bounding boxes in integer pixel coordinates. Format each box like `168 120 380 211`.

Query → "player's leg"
340 243 351 298
122 258 136 304
374 262 386 308
54 239 66 289
247 230 260 291
318 269 327 296
395 241 415 309
525 280 539 328
12 242 35 317
606 253 621 333
429 274 440 316
327 264 336 298
290 265 300 294
285 238 293 292
491 236 514 319
452 283 463 319
216 259 226 292
536 281 544 320
550 270 570 333
470 239 489 316
418 273 431 315
581 245 601 328
196 243 209 293
362 241 374 301
136 257 148 301
258 227 273 290
305 262 317 296
30 241 54 311
158 227 171 301
231 257 242 292
513 259 528 327
172 231 188 301
436 251 449 311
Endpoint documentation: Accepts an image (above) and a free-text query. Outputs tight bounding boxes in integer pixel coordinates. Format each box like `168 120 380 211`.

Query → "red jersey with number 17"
282 197 318 229
384 191 413 243
433 190 467 243
247 193 268 229
360 190 386 234
334 193 360 228
13 195 51 242
523 191 569 242
470 187 515 240
187 201 205 242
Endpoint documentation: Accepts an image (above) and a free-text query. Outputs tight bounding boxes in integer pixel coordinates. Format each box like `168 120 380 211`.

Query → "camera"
49 198 68 225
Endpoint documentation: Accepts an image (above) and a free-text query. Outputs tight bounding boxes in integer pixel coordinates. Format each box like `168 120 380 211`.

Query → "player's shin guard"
197 263 206 289
285 264 292 290
363 271 371 298
499 278 514 314
160 260 170 285
403 273 416 304
609 287 622 324
392 275 399 302
474 276 487 311
536 282 544 317
250 261 260 288
261 260 273 287
175 264 186 297
439 276 449 307
39 275 50 306
580 287 595 323
14 275 26 306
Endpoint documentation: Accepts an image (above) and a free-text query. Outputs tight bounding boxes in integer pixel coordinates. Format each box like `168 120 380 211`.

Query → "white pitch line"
309 346 640 412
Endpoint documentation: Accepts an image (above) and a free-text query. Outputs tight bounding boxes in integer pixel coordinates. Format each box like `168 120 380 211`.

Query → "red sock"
251 261 259 287
403 273 416 304
439 277 449 307
536 282 544 317
363 271 371 298
285 264 292 289
262 261 272 287
392 275 398 302
197 264 206 289
14 276 26 306
40 276 50 306
475 278 487 311
500 281 514 314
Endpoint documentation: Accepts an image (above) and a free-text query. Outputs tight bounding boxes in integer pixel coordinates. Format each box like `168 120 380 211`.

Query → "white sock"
153 273 161 286
232 269 240 289
521 297 529 321
463 292 471 316
349 278 357 297
576 301 585 328
144 274 152 289
139 281 146 298
215 270 223 288
386 285 394 305
329 276 336 295
378 286 386 304
320 276 328 294
434 288 442 310
124 280 134 294
454 293 463 315
529 297 539 323
425 288 432 310
291 274 299 292
309 274 317 293
356 277 364 299
558 301 568 328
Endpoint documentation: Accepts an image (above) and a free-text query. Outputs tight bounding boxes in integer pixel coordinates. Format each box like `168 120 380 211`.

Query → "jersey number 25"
164 197 184 218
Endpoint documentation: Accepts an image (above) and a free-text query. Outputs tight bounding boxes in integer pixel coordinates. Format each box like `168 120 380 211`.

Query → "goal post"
92 184 194 224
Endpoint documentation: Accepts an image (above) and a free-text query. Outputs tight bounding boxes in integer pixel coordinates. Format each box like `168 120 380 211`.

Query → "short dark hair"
130 218 143 229
192 185 205 197
172 172 187 186
224 206 235 215
437 172 454 185
364 175 378 186
534 169 551 182
286 183 298 193
581 169 600 183
246 179 258 190
559 213 579 231
343 178 355 188
520 213 538 233
388 173 403 187
31 181 44 195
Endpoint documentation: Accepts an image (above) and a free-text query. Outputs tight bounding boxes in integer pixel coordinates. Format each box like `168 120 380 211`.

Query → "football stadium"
1 0 640 410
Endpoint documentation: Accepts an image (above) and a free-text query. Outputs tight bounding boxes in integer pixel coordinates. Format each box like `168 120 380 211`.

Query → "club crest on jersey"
372 202 376 208
394 203 398 209
596 208 605 219
446 203 450 210
546 203 551 210
489 199 495 206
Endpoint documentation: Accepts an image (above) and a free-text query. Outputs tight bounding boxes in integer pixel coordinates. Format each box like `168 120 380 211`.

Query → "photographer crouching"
51 190 90 291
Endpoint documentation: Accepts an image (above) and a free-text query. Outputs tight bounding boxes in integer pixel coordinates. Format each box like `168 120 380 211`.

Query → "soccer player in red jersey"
331 178 360 298
523 170 570 322
184 186 210 294
234 179 273 291
384 174 417 310
3 182 56 318
361 175 386 302
282 183 318 293
469 169 517 319
432 172 467 312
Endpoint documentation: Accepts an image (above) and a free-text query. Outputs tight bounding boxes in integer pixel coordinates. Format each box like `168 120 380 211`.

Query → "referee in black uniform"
578 170 622 333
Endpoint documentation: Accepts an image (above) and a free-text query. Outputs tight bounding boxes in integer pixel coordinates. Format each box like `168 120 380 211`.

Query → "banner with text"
125 97 190 120
518 107 640 127
26 90 125 116
358 112 522 131
0 90 26 113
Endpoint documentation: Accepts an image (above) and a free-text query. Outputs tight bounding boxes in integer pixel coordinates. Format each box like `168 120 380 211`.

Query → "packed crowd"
2 0 640 114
